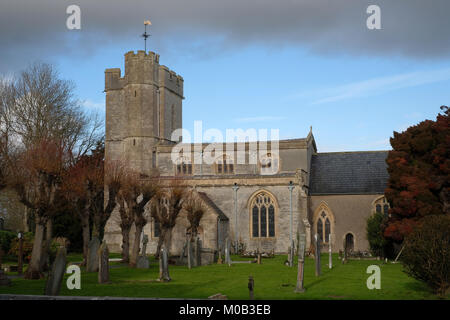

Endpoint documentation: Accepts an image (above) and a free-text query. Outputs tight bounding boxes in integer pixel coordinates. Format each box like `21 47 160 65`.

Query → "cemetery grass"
0 254 446 300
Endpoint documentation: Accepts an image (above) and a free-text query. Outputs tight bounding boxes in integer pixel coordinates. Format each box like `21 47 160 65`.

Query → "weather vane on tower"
142 19 152 52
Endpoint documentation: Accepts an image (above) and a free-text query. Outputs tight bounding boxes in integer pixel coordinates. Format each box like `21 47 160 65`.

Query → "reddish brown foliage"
384 106 450 241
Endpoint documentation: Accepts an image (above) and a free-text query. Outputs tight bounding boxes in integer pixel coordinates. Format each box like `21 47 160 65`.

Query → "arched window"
373 196 390 216
250 192 277 238
175 156 192 176
216 154 234 174
316 210 332 244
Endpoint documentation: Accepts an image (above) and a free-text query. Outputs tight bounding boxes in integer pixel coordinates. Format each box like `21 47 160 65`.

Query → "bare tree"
183 190 207 241
152 181 187 258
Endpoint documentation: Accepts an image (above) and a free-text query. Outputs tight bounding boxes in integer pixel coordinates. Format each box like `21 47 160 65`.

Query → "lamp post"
232 183 239 254
17 231 23 275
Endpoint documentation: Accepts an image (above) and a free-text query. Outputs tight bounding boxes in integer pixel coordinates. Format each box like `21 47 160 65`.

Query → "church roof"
197 192 229 221
309 151 389 195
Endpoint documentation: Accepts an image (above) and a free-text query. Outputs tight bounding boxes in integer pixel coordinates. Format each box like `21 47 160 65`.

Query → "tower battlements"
159 65 184 98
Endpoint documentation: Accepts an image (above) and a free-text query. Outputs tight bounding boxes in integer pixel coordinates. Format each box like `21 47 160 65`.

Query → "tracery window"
316 210 332 244
250 192 276 238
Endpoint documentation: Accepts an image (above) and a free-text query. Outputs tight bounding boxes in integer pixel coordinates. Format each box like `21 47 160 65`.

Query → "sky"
0 0 449 152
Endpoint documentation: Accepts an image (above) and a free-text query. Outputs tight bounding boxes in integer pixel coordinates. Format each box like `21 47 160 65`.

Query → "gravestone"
44 247 67 295
137 234 149 269
87 236 100 272
217 248 223 264
159 247 171 282
248 276 254 300
295 233 306 293
187 240 194 269
342 240 348 264
98 242 109 284
194 237 202 267
225 238 231 266
314 233 321 277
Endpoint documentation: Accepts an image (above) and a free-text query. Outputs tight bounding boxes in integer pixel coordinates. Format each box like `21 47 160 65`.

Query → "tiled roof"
309 151 389 195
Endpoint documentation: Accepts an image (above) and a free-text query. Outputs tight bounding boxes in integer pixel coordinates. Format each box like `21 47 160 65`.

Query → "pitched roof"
197 192 229 221
309 151 389 195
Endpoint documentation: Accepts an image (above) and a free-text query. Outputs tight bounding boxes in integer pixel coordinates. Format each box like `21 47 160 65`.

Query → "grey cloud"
1 0 450 71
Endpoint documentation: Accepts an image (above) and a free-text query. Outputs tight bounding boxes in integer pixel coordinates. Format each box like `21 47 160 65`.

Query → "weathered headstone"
98 242 110 284
217 248 223 264
87 236 100 272
225 238 231 266
248 276 254 300
137 235 150 269
194 237 202 267
295 233 306 293
44 247 67 295
314 233 321 277
159 247 171 282
342 239 348 264
187 239 194 269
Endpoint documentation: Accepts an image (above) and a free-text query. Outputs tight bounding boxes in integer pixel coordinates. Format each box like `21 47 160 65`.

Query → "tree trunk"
129 224 143 267
25 222 45 279
81 215 90 266
155 227 173 259
39 219 52 273
121 226 131 263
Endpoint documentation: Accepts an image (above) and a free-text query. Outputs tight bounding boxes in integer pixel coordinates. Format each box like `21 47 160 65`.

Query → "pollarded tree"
117 168 160 267
384 106 449 242
152 182 186 258
183 190 207 241
7 138 69 279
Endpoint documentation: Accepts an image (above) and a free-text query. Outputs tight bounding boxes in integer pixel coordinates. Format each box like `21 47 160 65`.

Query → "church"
103 50 390 256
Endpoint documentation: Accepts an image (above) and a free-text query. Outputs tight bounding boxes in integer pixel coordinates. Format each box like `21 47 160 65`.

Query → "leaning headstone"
314 233 321 277
98 242 110 284
45 247 67 295
159 247 171 282
87 236 100 272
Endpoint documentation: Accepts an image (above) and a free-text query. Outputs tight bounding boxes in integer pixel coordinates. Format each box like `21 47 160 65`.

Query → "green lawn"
0 253 446 300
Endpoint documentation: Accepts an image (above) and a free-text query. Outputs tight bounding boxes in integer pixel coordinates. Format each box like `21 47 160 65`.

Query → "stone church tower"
104 50 184 175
